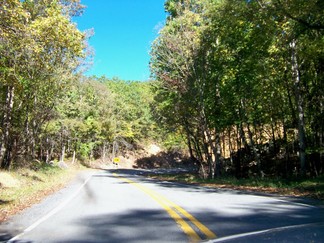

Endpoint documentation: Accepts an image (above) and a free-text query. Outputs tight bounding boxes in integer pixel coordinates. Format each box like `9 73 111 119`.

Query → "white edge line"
207 222 324 242
8 174 93 242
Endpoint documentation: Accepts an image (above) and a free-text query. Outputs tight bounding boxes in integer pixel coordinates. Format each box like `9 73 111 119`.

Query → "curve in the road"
113 173 217 242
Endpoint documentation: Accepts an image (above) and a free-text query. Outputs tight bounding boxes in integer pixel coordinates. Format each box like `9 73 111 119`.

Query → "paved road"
1 169 324 242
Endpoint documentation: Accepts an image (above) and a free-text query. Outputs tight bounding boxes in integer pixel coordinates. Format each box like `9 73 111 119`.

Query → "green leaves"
0 0 87 168
46 75 161 161
150 0 324 178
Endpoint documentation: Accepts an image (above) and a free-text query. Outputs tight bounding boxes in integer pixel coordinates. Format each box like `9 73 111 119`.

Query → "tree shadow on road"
0 231 13 242
83 169 324 242
68 204 324 243
109 169 324 207
68 209 187 243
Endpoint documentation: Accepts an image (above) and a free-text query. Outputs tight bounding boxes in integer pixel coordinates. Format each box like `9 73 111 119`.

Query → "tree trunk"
290 39 307 176
2 140 13 170
203 126 216 179
270 119 277 153
239 122 249 150
45 137 50 163
235 124 242 178
102 142 107 162
24 103 30 157
202 133 213 179
193 136 204 164
228 128 234 166
46 148 50 163
214 132 222 178
247 123 262 177
320 99 324 174
60 145 65 162
184 119 195 160
1 86 15 170
283 122 290 178
72 150 76 164
320 130 324 175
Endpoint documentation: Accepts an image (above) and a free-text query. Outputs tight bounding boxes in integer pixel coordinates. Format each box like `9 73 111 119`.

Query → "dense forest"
150 0 324 179
0 0 164 170
1 0 323 181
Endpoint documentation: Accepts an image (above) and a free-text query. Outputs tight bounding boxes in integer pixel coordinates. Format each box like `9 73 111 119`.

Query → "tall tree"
151 0 324 178
0 0 85 169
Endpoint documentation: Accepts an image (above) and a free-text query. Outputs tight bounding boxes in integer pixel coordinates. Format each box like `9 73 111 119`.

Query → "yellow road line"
157 194 217 239
113 173 216 242
114 174 200 242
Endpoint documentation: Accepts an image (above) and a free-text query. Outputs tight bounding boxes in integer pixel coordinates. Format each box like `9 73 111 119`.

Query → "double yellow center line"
113 173 216 242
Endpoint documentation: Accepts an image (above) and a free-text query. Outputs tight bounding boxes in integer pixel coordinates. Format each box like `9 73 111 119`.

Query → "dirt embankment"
90 144 193 170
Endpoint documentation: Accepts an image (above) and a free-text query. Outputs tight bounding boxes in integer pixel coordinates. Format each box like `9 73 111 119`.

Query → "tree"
152 0 224 178
151 0 324 178
0 0 85 169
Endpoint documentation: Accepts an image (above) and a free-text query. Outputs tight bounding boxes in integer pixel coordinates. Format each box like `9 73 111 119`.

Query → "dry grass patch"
0 162 86 222
0 172 20 188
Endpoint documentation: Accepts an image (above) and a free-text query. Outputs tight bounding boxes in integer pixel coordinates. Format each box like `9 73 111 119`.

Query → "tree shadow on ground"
0 199 12 205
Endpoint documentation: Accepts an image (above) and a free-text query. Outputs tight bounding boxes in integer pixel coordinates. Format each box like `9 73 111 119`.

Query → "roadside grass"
0 162 86 222
149 173 324 201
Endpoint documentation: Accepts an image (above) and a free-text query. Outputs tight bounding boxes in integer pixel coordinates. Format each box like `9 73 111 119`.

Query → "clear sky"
74 0 167 81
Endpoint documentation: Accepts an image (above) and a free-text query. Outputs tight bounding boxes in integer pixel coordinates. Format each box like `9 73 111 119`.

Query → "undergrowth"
149 173 324 201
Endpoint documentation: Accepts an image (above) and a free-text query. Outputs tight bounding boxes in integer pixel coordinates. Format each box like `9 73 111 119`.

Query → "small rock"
58 161 68 169
0 172 20 188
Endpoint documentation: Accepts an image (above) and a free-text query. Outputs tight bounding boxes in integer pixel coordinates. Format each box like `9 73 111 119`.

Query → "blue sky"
74 0 167 81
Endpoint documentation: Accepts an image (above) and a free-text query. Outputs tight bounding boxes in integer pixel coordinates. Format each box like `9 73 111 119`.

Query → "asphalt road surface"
1 169 324 242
